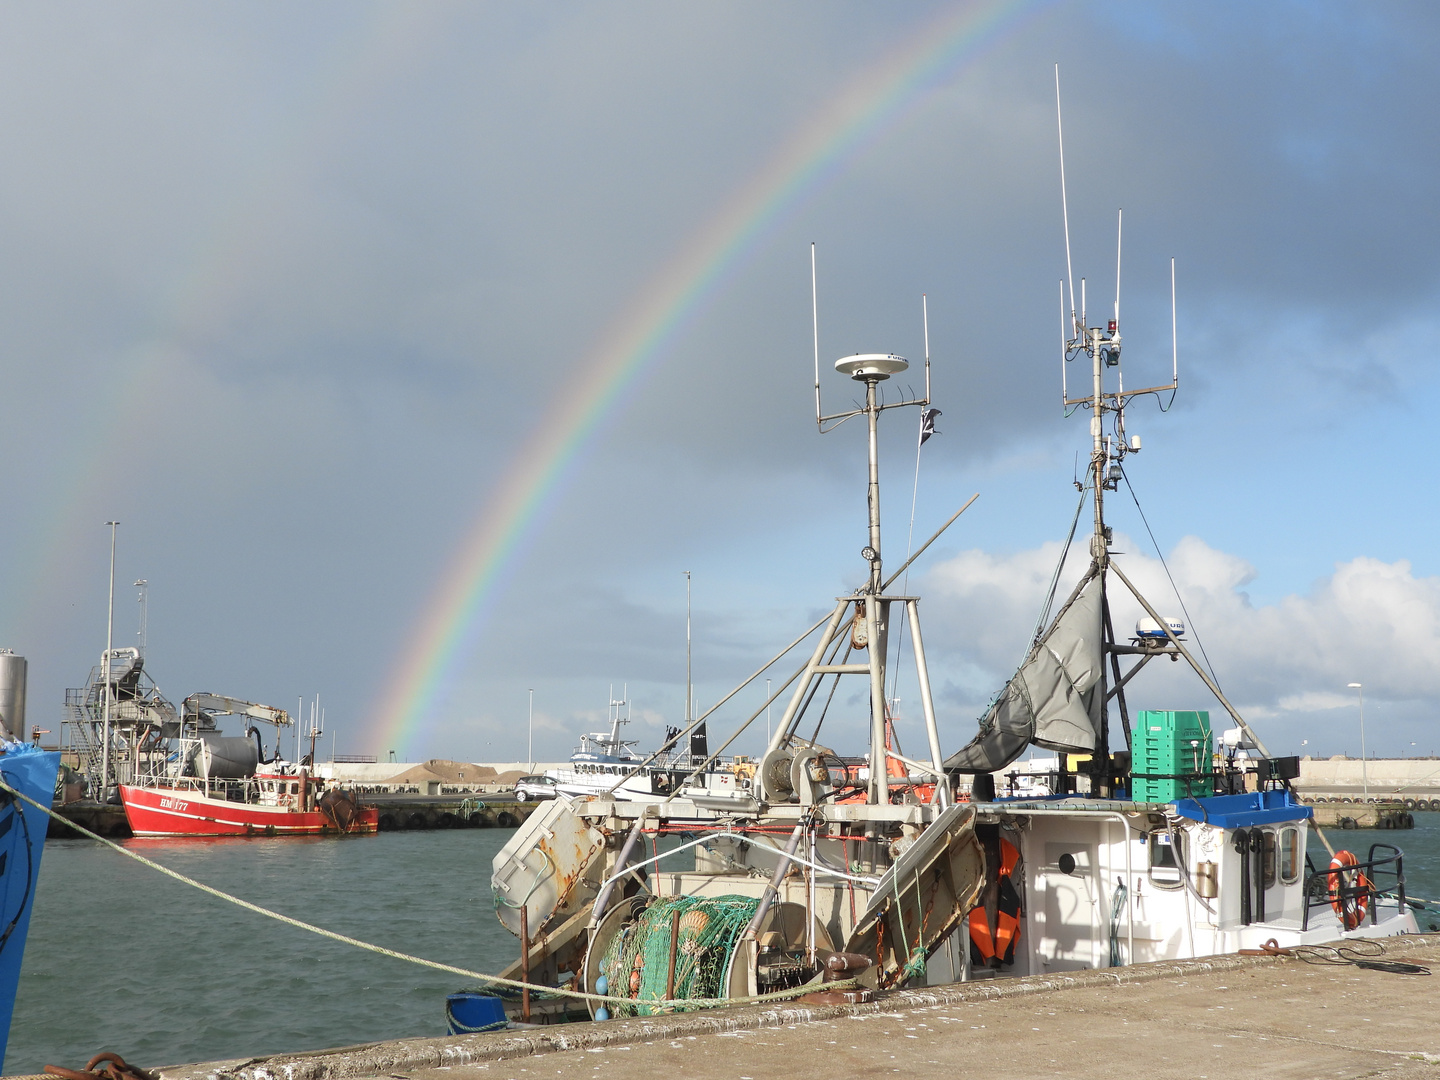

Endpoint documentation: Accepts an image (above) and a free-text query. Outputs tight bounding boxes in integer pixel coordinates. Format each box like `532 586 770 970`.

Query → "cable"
1031 484 1089 646
1120 465 1221 687
0 798 34 954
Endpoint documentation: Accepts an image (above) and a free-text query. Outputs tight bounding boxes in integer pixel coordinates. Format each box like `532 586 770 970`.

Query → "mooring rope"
3 779 856 1010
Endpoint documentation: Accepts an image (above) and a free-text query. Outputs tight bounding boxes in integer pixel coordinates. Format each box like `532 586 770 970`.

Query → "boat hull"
0 746 60 1070
118 785 378 837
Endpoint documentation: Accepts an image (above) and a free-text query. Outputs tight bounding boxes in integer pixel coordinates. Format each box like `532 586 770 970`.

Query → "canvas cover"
944 573 1104 773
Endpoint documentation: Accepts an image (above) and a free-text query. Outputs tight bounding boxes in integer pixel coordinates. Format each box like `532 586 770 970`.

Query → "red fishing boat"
113 692 377 838
120 767 378 837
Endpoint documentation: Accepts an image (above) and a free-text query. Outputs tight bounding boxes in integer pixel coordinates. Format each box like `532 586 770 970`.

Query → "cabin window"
291 783 300 795
1148 831 1186 889
1278 827 1300 884
1261 830 1277 889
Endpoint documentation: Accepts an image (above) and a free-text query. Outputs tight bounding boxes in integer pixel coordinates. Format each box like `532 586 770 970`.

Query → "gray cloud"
1 3 1438 763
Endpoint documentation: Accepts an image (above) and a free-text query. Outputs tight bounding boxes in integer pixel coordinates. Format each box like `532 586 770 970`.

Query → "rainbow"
368 0 1054 756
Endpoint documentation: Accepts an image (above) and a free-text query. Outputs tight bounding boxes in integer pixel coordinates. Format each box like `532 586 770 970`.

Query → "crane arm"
183 692 293 727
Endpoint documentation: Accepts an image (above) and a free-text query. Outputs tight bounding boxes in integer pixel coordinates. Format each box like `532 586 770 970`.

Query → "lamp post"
1347 682 1367 799
101 521 119 800
684 571 692 729
528 688 534 770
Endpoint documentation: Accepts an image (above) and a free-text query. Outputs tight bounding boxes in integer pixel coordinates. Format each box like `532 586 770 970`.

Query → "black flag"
920 407 942 445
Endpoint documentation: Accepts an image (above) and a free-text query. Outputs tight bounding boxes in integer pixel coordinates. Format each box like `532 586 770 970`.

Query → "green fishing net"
598 894 761 1016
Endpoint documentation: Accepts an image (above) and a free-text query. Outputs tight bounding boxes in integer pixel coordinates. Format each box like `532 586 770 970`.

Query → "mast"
812 351 933 806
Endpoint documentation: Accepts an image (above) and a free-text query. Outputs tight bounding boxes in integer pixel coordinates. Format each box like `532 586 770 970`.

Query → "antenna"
922 293 931 402
1114 208 1122 331
1170 257 1178 384
1081 277 1086 328
812 243 822 428
1059 280 1068 404
1056 64 1075 326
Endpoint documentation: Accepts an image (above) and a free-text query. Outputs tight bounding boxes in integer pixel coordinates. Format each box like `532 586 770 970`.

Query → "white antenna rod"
1056 64 1075 324
1114 208 1123 329
922 293 930 402
1059 280 1068 403
811 242 821 425
1170 257 1178 383
1081 277 1086 328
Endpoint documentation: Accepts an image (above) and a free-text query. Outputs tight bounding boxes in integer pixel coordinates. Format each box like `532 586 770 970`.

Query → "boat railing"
1301 843 1405 930
141 775 263 802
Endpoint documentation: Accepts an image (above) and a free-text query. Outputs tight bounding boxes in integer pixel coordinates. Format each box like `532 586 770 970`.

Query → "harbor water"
9 816 1440 1075
7 830 518 1075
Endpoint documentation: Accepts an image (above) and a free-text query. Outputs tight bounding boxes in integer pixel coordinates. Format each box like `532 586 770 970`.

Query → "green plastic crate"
1130 710 1213 801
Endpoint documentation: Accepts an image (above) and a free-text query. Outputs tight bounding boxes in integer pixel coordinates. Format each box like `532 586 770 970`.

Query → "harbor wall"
1296 756 1440 798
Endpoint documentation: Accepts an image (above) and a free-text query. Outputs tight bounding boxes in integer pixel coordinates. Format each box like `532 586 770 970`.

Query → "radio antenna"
812 242 822 427
1170 257 1178 384
1114 208 1123 331
1059 280 1068 405
922 293 931 402
1056 64 1076 327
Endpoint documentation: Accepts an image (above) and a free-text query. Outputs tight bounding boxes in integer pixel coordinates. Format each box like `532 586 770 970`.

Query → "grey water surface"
8 815 1440 1075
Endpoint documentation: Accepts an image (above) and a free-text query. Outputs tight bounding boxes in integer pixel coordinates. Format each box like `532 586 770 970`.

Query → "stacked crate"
1130 709 1214 802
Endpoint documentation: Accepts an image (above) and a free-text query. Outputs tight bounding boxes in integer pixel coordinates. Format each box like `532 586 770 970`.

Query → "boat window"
1278 827 1300 885
1148 831 1186 889
1262 829 1277 889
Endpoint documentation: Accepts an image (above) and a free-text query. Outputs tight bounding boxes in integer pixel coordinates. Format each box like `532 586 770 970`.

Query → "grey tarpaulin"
944 570 1104 773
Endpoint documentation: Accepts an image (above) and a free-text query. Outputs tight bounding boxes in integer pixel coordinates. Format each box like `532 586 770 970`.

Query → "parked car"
513 774 558 802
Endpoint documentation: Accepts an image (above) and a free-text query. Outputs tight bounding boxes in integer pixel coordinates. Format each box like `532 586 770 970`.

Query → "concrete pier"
22 934 1434 1080
1308 800 1415 830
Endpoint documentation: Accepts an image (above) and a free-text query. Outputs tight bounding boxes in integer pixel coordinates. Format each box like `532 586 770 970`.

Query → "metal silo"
0 651 25 742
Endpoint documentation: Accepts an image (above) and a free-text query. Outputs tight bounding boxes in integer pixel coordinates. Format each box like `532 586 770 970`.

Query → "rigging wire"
1119 465 1221 687
1031 483 1090 646
889 406 928 705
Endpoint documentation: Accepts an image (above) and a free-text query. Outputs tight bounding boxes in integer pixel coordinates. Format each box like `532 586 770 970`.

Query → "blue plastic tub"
445 992 508 1034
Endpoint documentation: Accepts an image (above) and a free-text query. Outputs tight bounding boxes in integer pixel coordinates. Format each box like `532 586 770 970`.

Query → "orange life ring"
1328 849 1373 931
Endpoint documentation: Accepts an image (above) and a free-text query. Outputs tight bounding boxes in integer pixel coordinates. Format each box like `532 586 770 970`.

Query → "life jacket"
969 837 1022 967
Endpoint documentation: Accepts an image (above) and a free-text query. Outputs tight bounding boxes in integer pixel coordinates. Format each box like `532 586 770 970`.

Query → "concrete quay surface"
25 934 1430 1080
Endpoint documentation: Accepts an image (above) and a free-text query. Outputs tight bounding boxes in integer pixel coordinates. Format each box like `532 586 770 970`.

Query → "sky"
2 1 1439 767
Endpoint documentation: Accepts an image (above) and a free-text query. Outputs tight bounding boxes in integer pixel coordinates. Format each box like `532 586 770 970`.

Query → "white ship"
546 690 748 806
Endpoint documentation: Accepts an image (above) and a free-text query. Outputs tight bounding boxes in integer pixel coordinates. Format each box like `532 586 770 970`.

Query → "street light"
528 688 534 771
1347 682 1367 799
101 521 119 801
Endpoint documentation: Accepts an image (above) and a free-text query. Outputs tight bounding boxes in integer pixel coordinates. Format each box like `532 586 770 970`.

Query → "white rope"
4 779 852 1009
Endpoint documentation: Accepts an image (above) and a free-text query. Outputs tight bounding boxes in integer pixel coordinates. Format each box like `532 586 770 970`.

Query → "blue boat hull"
0 745 60 1072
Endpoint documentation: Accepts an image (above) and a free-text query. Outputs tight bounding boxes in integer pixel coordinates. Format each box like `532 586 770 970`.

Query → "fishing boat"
484 202 1413 1020
117 694 376 837
546 690 749 805
0 653 60 1071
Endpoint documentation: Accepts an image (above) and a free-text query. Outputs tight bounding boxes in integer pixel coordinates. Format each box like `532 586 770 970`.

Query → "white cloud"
923 534 1440 715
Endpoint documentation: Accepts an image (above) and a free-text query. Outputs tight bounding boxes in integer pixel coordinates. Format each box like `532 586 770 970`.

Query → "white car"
513 774 558 802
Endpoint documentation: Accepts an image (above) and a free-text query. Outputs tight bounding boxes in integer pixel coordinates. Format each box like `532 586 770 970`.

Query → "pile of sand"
385 759 497 785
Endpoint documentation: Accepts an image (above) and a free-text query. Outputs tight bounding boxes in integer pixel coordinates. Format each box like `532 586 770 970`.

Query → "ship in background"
60 623 375 837
545 688 749 805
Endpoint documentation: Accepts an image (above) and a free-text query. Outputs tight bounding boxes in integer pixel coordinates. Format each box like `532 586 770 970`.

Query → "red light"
1107 320 1117 334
